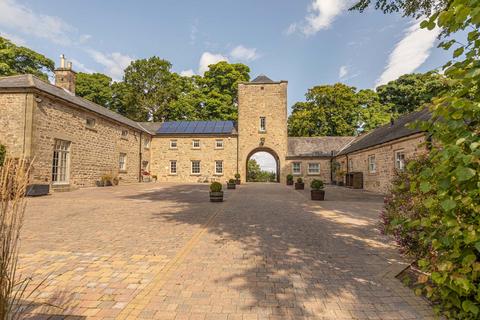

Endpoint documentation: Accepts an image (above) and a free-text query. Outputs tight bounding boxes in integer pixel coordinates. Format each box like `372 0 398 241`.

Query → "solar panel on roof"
156 120 235 134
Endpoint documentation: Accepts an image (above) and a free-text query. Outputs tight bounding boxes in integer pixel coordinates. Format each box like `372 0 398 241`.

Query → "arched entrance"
245 147 280 183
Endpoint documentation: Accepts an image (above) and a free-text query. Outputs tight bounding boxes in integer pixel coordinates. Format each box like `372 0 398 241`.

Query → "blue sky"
0 0 452 109
0 0 452 171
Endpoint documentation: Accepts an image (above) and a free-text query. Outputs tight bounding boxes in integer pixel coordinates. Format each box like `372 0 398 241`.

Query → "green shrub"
0 144 5 166
286 174 293 182
228 179 235 184
310 179 324 190
234 173 240 179
210 182 222 192
296 177 303 183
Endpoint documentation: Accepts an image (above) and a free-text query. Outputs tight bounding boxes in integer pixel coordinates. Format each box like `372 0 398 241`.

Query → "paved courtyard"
18 183 434 319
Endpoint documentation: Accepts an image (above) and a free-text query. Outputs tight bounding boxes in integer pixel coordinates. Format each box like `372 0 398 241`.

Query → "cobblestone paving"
18 183 435 319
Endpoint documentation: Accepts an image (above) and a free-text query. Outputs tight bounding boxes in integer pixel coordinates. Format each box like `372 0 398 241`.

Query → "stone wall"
149 135 238 183
28 92 150 188
237 81 288 183
285 158 332 186
335 134 427 193
0 93 32 157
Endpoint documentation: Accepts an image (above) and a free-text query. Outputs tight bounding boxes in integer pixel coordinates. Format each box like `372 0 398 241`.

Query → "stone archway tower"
237 75 288 183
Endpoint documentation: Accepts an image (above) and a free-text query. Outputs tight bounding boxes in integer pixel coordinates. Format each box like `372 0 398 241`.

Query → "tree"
376 72 451 114
288 84 362 136
357 89 391 131
121 56 181 121
0 36 54 80
247 159 262 181
353 0 480 317
76 72 113 108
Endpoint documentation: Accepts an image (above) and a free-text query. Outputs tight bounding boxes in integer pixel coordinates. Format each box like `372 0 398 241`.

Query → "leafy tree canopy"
288 84 391 136
0 36 54 80
376 72 451 114
76 72 113 108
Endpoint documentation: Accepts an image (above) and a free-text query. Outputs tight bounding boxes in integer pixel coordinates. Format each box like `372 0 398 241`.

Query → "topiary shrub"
210 181 222 192
296 177 303 183
0 144 5 166
234 173 240 179
228 179 235 184
310 179 324 190
286 174 293 182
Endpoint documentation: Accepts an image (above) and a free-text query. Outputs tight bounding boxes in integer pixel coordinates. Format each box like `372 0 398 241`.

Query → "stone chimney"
54 54 76 94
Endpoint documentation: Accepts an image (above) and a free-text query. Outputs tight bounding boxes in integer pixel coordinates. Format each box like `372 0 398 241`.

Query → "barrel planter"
294 182 305 190
311 189 325 201
227 183 236 189
287 180 293 186
210 191 224 202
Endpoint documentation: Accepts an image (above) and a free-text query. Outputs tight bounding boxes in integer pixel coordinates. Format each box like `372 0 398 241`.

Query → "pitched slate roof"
155 120 237 135
338 108 430 155
287 136 356 158
251 74 275 83
0 74 149 133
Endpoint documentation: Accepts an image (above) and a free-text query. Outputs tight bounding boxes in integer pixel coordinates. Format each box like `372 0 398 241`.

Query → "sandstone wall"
336 134 427 193
150 135 238 183
237 82 288 183
0 93 32 157
285 158 332 186
29 93 150 188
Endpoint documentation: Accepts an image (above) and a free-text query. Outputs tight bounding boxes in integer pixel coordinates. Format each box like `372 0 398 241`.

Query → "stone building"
0 57 429 193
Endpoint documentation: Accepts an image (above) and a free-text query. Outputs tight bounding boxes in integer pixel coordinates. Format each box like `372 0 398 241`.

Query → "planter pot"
210 191 224 202
295 182 305 190
311 189 325 201
235 179 241 185
286 180 294 186
227 183 236 190
96 181 105 187
337 181 344 186
105 180 113 187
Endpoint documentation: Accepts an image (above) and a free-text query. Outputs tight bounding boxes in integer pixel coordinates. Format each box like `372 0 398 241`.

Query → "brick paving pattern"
18 183 435 319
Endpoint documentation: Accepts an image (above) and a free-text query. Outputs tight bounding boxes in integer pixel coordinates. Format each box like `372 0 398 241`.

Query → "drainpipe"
330 150 334 183
139 131 143 182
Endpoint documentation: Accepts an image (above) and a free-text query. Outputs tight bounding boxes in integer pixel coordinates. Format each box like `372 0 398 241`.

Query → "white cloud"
376 21 440 87
86 49 133 81
339 65 348 79
230 45 259 62
180 69 195 77
78 34 92 44
69 58 95 74
198 52 228 74
0 31 26 45
289 0 349 36
0 0 74 45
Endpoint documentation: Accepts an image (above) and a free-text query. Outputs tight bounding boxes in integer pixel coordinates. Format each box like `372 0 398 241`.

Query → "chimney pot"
60 54 66 68
67 61 72 70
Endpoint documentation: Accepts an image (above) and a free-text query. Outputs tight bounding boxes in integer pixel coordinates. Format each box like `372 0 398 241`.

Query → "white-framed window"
191 160 201 174
368 155 376 173
348 159 353 171
119 153 127 171
259 117 266 132
52 139 71 184
121 129 129 139
215 160 223 175
192 139 200 149
395 150 406 171
170 140 177 149
215 139 224 149
170 160 177 175
86 117 96 129
292 162 301 175
308 163 320 175
144 137 151 149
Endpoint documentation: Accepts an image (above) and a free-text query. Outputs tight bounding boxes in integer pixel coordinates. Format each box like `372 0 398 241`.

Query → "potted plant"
310 179 325 201
336 170 345 186
286 174 294 186
234 173 241 185
151 175 158 182
295 177 305 190
98 174 113 186
209 182 223 202
227 179 236 189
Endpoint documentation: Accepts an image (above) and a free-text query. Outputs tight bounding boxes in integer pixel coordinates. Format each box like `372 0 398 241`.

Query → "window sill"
119 170 127 174
292 173 301 176
121 137 128 141
52 182 70 186
168 173 177 176
190 173 201 176
214 173 224 176
307 173 321 176
169 147 178 150
258 131 267 134
85 126 97 132
215 148 224 150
